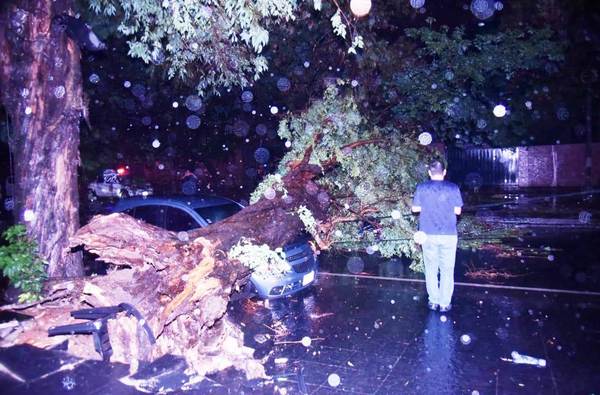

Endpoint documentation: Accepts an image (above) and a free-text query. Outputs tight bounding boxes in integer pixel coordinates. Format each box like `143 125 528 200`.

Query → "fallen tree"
0 149 328 378
1 88 508 379
0 88 432 377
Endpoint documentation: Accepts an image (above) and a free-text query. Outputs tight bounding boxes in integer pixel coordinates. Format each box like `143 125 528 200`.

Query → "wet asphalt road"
226 248 600 395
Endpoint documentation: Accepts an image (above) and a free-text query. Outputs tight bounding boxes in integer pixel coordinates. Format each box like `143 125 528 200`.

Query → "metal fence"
447 147 519 187
448 143 600 188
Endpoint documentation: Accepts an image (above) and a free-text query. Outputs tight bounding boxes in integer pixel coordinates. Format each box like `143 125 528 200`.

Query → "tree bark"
0 0 83 277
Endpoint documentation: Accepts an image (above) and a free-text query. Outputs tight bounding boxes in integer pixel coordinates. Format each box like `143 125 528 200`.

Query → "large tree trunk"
0 0 83 277
0 157 329 378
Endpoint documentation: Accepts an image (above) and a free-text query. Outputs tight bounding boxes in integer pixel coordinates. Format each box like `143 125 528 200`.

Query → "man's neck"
430 176 445 181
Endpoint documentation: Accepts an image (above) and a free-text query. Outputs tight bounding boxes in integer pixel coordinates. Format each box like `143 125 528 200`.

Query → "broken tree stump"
0 154 332 379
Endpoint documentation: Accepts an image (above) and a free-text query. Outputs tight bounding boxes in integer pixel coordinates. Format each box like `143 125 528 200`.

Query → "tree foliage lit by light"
88 0 297 95
249 87 512 271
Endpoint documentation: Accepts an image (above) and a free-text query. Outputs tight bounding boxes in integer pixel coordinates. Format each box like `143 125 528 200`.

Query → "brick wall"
517 143 600 187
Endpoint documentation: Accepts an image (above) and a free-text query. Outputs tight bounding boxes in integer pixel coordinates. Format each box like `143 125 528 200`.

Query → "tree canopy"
387 26 565 146
88 0 298 94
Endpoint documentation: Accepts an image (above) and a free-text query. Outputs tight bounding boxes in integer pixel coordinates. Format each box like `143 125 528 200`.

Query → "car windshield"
194 203 242 225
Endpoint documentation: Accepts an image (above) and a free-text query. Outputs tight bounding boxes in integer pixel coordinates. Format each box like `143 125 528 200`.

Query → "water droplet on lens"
241 90 254 103
254 147 270 164
186 115 201 129
556 107 569 121
185 95 202 111
53 85 65 99
578 211 592 224
470 0 495 20
276 77 291 92
346 256 365 274
264 187 276 200
495 327 508 340
327 373 341 387
418 132 432 145
89 73 100 84
410 0 425 8
255 123 268 136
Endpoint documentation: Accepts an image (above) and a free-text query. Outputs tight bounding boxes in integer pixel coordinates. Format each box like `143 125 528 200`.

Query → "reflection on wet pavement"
231 273 600 394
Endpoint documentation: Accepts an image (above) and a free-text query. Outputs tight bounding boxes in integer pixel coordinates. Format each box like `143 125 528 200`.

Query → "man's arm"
412 185 422 213
453 185 463 216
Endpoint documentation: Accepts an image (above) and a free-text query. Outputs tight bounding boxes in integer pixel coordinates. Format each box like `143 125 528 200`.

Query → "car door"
165 207 202 232
130 205 166 228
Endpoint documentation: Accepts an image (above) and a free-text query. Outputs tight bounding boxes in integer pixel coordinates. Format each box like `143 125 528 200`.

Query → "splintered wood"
1 146 333 380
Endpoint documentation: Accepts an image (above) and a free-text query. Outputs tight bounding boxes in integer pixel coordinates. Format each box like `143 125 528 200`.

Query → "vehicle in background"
107 196 318 299
88 169 153 201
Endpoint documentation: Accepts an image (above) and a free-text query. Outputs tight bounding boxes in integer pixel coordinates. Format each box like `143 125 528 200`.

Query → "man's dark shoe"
439 304 452 312
427 302 439 311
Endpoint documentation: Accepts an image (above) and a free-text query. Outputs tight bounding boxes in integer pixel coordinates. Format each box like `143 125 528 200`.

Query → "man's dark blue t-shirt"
412 180 463 235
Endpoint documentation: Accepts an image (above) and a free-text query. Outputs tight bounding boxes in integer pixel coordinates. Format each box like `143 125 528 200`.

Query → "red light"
117 167 126 176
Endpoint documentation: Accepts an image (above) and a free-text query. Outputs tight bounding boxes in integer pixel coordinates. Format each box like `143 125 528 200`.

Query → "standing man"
412 161 463 312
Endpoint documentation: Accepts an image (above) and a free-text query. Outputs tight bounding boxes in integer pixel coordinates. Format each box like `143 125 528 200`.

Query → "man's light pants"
422 235 458 307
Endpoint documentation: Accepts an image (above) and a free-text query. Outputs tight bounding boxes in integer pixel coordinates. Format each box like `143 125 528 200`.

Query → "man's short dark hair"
428 160 445 176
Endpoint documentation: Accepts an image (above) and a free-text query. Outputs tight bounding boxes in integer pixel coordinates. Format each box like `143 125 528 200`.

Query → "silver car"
108 196 318 299
88 177 153 200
